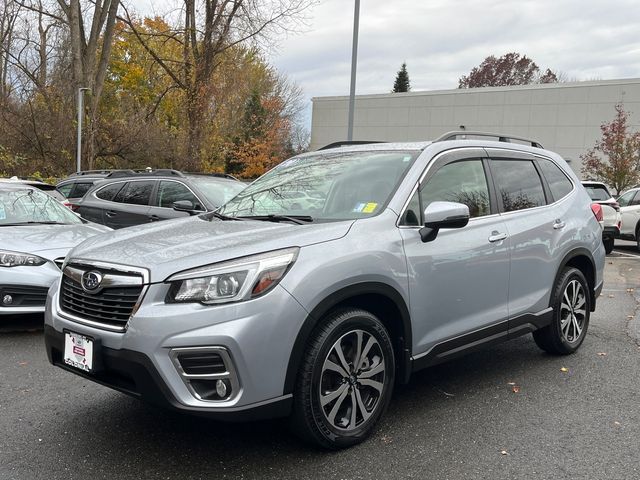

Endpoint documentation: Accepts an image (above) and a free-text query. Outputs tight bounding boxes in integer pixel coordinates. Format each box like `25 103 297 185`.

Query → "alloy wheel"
319 329 386 431
559 279 587 343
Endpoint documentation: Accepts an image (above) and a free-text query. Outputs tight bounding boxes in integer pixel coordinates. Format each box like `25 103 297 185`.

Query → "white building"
310 78 640 175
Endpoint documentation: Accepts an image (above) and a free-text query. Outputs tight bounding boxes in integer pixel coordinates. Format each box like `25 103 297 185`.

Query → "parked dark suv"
74 170 245 229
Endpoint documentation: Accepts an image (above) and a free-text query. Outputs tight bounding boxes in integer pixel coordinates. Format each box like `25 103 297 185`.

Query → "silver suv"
44 132 605 449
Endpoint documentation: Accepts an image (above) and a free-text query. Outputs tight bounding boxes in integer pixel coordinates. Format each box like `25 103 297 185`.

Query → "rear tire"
290 308 395 449
533 267 590 355
603 238 614 254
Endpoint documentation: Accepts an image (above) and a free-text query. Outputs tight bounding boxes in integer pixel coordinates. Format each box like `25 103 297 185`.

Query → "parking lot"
1 245 639 480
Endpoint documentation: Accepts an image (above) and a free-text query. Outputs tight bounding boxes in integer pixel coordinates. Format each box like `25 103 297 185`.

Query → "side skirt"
410 308 553 374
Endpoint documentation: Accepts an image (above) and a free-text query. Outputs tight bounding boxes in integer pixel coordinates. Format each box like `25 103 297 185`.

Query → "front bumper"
44 279 309 419
0 262 61 315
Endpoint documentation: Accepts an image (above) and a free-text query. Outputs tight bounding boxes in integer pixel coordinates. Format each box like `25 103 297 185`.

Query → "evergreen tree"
393 62 411 93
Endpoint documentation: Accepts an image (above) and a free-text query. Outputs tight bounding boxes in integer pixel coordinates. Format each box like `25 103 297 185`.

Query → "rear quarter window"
538 159 574 201
96 182 125 201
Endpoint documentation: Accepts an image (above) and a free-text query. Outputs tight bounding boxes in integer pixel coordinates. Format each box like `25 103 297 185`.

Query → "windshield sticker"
0 204 5 220
352 202 366 212
403 156 412 162
363 202 378 213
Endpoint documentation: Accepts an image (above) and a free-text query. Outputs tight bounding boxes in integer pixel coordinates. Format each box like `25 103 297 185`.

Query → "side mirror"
419 201 470 243
172 200 198 215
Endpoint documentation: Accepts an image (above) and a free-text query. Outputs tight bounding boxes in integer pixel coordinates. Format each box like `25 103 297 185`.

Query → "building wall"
310 78 640 175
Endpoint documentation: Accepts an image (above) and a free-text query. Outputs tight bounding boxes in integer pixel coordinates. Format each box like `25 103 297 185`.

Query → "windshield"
218 150 419 221
0 188 82 226
192 177 246 207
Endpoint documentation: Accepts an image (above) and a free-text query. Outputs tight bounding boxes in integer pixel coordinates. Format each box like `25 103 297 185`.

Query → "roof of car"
0 178 56 189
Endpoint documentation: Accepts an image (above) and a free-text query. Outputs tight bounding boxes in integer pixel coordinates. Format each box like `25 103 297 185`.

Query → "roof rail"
318 140 383 151
434 131 544 149
184 172 240 181
105 169 185 179
70 169 115 176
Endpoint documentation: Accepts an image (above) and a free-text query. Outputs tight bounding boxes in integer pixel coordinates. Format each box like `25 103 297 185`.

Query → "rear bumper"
602 226 619 240
43 325 292 421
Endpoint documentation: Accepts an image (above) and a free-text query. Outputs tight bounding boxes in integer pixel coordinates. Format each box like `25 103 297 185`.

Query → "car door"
399 149 511 360
486 149 570 329
617 189 640 237
147 180 205 222
104 180 155 228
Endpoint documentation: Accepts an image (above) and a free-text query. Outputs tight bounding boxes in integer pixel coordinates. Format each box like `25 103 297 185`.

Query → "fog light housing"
2 294 12 305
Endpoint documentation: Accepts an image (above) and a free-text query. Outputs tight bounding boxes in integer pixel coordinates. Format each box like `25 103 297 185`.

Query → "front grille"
59 264 145 330
0 285 49 307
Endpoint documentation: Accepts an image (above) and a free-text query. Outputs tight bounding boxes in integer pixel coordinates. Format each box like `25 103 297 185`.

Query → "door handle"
553 219 566 230
105 210 116 218
488 231 508 243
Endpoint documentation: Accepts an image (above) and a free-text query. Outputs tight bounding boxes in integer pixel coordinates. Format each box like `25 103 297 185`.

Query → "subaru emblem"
81 270 103 293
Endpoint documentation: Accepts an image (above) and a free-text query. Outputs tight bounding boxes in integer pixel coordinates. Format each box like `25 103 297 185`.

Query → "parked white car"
582 181 621 253
616 186 640 250
0 185 111 316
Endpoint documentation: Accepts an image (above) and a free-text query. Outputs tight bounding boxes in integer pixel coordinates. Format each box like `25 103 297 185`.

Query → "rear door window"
491 160 546 212
95 182 125 201
113 181 155 205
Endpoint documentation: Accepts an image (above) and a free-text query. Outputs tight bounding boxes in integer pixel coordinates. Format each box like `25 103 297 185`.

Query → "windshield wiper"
0 221 70 226
238 214 314 225
204 211 243 221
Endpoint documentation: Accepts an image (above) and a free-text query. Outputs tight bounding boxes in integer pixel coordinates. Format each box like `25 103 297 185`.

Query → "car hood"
69 216 355 282
0 223 111 261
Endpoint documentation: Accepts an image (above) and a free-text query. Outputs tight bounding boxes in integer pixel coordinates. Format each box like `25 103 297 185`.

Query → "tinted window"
539 159 573 201
584 185 611 201
492 160 545 212
71 182 93 198
420 159 490 218
113 181 154 205
57 183 73 197
400 190 421 226
96 182 125 201
157 181 200 209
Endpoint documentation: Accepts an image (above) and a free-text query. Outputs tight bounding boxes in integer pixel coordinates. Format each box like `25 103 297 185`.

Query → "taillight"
591 203 603 222
70 203 80 212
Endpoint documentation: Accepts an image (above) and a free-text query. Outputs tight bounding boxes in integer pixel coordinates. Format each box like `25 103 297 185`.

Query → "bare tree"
122 0 316 170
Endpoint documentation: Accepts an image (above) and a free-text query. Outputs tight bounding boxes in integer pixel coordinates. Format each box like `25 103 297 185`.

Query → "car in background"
1 177 70 207
615 186 640 250
582 181 621 253
56 170 113 205
73 169 246 229
0 185 111 316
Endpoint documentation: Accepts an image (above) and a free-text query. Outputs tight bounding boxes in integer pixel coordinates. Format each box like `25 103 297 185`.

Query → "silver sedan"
0 185 111 316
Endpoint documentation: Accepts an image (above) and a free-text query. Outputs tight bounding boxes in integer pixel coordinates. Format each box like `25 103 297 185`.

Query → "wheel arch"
554 248 597 312
283 282 413 395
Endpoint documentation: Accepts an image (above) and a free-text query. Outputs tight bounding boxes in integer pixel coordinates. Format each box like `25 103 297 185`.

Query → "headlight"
0 250 47 267
166 247 299 305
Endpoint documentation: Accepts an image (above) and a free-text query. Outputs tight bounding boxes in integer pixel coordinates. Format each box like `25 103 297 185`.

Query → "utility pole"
347 0 360 141
76 87 90 173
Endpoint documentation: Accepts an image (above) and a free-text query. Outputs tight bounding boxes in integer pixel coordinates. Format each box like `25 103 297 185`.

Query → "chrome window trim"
155 179 206 211
57 259 150 333
396 147 577 228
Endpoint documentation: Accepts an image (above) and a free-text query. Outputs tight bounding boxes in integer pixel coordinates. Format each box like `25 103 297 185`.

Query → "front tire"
533 267 590 355
290 308 395 449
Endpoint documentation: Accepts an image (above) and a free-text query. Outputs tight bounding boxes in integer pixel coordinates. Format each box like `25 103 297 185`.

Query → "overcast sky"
132 0 640 124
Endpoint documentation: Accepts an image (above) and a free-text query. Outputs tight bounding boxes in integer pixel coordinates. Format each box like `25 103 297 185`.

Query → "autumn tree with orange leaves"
581 104 640 195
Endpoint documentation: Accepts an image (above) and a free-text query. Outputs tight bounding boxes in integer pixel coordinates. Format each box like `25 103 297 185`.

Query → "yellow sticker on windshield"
363 202 378 213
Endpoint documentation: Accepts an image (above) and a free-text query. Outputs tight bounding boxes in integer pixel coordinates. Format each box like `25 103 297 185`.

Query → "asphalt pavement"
1 248 640 480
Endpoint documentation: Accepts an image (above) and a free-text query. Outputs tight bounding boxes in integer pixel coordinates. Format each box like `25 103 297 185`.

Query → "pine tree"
393 62 411 93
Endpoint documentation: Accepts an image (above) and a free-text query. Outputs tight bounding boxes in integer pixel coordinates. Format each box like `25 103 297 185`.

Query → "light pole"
76 87 90 173
347 0 360 141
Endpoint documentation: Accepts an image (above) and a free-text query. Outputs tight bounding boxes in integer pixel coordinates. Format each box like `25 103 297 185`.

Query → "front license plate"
63 332 94 372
